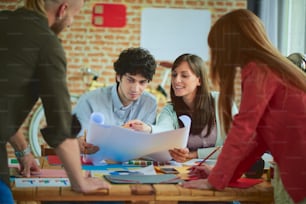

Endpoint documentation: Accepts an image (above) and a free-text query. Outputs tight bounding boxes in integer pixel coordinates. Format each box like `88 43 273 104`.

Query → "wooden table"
11 158 274 204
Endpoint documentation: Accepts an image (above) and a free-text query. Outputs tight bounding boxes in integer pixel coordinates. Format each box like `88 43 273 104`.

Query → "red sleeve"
208 63 278 189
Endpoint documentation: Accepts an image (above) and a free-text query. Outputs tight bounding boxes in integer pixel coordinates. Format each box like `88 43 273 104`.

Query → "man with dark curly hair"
73 47 157 155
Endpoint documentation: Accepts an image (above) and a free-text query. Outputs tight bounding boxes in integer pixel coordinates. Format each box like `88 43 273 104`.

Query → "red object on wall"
92 3 126 28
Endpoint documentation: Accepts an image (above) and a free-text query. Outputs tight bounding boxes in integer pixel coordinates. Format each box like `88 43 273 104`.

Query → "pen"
82 130 87 162
197 146 222 166
84 130 87 154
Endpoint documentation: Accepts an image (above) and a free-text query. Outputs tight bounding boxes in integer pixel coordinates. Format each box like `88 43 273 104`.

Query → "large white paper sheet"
85 113 190 164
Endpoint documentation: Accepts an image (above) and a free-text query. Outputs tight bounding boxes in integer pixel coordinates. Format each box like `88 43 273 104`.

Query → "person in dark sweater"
0 1 109 203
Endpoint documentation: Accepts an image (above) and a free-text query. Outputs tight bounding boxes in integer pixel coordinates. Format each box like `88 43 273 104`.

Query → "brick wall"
1 0 246 156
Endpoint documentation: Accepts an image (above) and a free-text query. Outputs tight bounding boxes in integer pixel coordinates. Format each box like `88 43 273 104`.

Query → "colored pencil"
197 146 222 166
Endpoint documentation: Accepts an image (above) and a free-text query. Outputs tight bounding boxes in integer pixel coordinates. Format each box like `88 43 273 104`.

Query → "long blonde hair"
24 0 66 16
208 9 306 134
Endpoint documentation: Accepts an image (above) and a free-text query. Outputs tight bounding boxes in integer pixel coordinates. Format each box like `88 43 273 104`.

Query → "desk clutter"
9 156 265 189
46 155 179 166
10 157 274 204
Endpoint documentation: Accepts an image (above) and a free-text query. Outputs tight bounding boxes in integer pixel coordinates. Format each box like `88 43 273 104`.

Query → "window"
248 0 306 56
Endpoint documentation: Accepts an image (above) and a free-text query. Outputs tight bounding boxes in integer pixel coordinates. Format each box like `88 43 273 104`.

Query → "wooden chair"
40 144 56 156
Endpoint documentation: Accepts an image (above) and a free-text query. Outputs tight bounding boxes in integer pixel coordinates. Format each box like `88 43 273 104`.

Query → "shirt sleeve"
151 104 178 133
208 63 277 189
37 36 77 148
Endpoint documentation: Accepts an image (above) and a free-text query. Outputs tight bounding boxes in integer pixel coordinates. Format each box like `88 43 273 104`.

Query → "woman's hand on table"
188 163 213 179
183 164 214 190
182 179 213 189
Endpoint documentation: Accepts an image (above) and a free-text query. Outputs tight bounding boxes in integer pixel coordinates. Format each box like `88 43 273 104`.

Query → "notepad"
104 174 182 184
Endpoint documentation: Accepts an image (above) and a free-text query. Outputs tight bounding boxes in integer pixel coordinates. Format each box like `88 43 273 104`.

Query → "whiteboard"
141 8 211 61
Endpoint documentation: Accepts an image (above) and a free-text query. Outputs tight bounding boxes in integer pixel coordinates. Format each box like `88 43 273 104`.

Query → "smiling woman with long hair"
149 54 238 162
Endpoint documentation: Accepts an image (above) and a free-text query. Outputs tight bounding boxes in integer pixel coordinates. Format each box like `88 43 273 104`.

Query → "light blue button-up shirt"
73 84 157 136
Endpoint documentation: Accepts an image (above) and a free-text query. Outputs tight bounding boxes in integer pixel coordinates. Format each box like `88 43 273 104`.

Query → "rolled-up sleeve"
37 36 79 148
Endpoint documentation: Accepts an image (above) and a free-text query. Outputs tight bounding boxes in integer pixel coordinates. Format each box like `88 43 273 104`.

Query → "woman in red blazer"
183 9 306 204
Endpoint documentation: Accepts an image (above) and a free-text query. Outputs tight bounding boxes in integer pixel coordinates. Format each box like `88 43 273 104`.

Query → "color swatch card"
15 178 70 187
122 159 180 166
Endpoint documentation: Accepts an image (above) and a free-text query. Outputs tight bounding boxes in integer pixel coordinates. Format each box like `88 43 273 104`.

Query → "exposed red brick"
216 1 224 6
219 8 230 15
226 2 233 7
236 1 247 8
207 1 215 7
